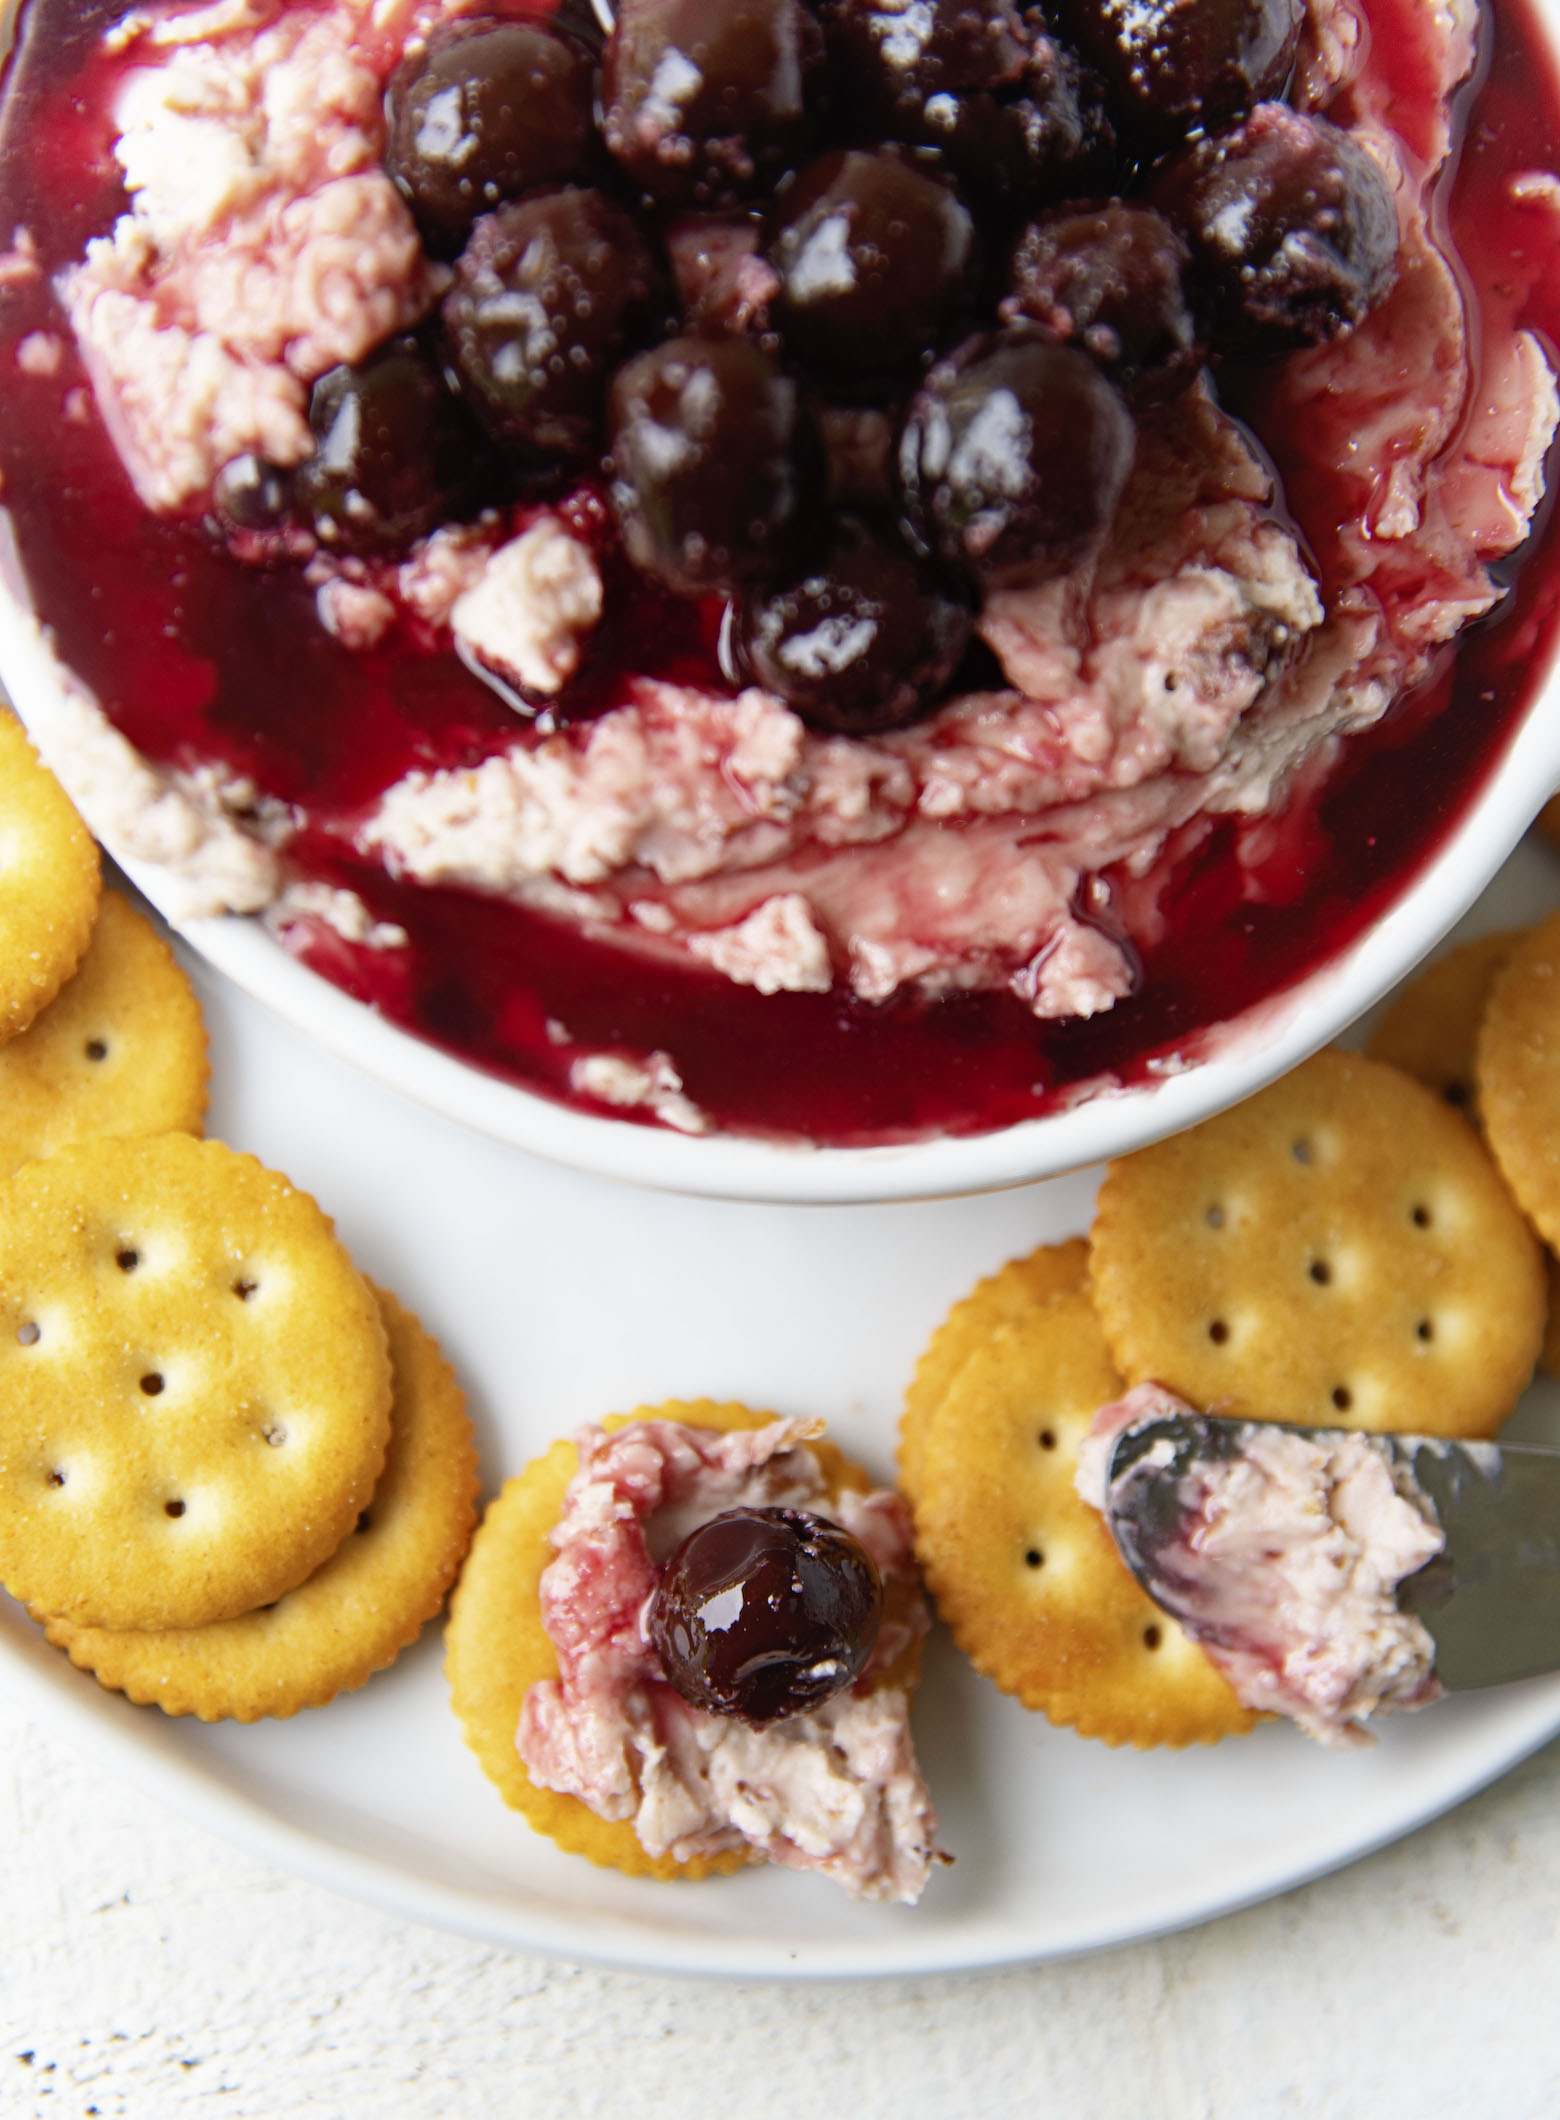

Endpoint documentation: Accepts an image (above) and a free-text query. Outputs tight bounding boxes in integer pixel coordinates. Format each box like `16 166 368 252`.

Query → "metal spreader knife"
1104 1411 1560 1691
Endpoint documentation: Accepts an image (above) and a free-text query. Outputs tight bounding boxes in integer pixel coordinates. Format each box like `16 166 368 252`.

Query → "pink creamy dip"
517 1418 937 1902
10 7 1560 993
3 0 1559 1142
1077 1383 1445 1746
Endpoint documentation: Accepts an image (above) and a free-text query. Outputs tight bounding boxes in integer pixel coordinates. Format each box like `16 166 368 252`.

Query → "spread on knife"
0 0 1557 1143
901 1042 1550 1750
1076 1384 1446 1746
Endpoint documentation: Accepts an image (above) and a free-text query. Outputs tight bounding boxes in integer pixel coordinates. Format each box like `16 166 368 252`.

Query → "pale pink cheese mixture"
516 1419 938 1903
1077 1384 1446 1746
40 0 1560 1025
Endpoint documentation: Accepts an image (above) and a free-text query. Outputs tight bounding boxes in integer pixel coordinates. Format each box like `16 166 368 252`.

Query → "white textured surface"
4 1695 1560 2118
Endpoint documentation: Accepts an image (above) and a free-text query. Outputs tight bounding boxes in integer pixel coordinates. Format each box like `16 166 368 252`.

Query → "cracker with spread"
447 1401 939 1901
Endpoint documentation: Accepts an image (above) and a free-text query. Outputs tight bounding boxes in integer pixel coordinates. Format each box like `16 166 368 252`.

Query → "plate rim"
7 1595 1560 1978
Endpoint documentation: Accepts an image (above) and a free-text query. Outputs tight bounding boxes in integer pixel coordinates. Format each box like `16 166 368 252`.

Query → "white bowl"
3 0 1558 1206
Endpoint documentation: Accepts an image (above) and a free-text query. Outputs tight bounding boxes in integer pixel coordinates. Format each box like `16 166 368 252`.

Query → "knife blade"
1104 1411 1560 1692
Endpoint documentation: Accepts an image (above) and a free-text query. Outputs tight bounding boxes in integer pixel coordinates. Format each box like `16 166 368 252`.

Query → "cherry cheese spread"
517 1418 937 1902
1 0 1557 1140
1078 1384 1446 1746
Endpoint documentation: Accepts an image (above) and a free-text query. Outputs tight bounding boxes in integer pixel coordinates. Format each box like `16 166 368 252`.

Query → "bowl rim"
3 0 1559 1203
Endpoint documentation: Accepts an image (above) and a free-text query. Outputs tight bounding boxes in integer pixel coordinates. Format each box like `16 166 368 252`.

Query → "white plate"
5 840 1560 1978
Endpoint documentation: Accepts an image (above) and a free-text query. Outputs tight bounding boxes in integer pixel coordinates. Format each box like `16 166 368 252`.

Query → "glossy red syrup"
0 0 1557 1146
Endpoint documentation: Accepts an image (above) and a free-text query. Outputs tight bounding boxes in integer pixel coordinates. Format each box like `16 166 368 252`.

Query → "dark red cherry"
211 453 293 531
1156 103 1400 354
1004 203 1201 403
602 0 825 208
443 189 668 463
384 18 599 250
608 336 820 594
822 0 1033 116
648 1506 883 1723
767 150 977 387
293 338 488 554
824 1 1115 216
898 332 1136 588
915 39 1117 217
739 515 972 734
1048 0 1302 149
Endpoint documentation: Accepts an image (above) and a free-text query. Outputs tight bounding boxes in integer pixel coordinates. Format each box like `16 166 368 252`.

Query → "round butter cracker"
1370 929 1560 1377
1477 911 1560 1258
0 1133 393 1630
0 889 208 1176
44 1287 477 1720
1090 1047 1544 1438
445 1400 907 1884
912 1289 1253 1747
0 706 99 1042
899 1238 1089 1506
1367 931 1519 1117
